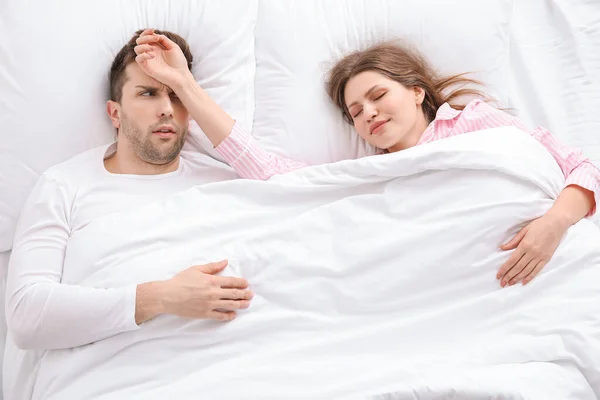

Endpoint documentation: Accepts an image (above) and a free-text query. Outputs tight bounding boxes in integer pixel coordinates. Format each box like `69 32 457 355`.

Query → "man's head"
107 29 193 166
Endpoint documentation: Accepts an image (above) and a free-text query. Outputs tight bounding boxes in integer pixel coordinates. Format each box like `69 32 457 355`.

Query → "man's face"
109 63 189 165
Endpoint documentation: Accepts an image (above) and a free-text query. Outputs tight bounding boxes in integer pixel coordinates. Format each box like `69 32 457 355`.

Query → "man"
6 29 253 351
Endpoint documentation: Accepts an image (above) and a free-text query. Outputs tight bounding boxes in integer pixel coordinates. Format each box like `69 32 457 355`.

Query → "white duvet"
9 127 600 399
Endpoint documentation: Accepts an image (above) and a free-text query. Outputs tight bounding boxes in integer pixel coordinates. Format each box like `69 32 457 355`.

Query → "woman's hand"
497 185 595 286
496 214 570 287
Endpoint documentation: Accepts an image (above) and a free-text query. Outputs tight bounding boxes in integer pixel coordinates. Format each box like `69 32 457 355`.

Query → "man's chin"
148 152 180 165
154 144 183 163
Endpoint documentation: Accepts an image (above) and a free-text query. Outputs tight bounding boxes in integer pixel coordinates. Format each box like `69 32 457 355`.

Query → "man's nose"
157 94 174 118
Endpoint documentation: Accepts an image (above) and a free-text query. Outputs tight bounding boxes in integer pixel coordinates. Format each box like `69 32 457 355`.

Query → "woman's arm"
212 121 309 180
445 100 600 285
545 185 595 227
449 100 600 220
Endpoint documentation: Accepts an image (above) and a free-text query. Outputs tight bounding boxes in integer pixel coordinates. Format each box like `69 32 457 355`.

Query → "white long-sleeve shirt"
6 143 236 350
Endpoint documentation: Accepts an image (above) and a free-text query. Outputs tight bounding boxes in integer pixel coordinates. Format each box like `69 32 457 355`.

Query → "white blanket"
9 127 600 399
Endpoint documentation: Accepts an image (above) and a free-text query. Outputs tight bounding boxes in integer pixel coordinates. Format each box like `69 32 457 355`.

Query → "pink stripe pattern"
215 99 600 215
216 123 308 181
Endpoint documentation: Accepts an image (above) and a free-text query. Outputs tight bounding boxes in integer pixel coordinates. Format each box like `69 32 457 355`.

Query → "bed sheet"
6 128 600 399
0 251 9 400
1 0 599 398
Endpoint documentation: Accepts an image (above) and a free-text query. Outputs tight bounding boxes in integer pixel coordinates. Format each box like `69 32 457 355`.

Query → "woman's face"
344 71 429 152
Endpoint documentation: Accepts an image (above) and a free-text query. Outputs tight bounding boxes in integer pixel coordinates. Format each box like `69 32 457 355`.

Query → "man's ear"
107 100 121 129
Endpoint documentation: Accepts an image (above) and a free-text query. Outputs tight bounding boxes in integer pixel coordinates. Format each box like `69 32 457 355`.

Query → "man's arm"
6 175 141 350
6 176 252 350
134 28 235 147
134 29 308 179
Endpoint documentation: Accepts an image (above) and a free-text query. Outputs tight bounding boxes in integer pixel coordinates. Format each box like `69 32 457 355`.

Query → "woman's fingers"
523 260 547 285
499 226 527 251
497 247 524 282
500 253 532 287
508 258 537 286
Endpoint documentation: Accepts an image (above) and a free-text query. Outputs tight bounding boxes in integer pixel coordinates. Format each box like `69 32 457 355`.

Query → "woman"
134 30 599 288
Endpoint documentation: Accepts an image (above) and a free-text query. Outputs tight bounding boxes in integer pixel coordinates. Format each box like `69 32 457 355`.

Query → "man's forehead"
123 63 170 91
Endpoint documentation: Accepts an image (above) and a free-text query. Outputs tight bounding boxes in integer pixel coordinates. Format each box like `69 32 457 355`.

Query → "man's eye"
141 91 153 96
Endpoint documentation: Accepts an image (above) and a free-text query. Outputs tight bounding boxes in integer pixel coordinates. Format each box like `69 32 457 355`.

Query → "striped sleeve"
215 122 308 180
445 100 600 216
529 126 600 216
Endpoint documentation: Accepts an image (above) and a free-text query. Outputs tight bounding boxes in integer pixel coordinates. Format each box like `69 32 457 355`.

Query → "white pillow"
0 0 257 251
252 0 514 165
508 0 600 164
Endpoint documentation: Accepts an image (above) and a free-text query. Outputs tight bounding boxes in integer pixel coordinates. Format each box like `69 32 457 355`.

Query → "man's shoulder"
42 144 111 187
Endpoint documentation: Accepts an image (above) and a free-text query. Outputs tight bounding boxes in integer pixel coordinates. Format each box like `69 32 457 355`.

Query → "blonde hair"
326 40 493 124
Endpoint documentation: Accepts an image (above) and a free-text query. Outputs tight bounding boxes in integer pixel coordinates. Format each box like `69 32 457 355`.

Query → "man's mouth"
152 125 177 137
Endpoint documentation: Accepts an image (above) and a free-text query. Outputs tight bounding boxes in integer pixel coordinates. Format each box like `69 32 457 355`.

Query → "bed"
1 0 599 399
0 251 7 400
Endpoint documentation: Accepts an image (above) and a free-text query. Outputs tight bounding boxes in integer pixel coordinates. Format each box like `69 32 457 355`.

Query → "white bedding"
0 251 7 399
8 128 600 399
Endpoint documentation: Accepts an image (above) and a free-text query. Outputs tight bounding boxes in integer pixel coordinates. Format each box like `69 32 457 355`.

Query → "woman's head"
326 41 487 152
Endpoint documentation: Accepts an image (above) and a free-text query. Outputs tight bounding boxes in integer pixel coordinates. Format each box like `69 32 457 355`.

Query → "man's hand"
135 260 253 324
134 28 237 149
134 28 191 88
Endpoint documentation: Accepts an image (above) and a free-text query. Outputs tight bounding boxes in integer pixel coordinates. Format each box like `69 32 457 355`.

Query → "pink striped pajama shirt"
215 99 600 215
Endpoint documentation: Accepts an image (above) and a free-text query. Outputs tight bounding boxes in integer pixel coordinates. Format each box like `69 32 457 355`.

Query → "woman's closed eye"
373 92 386 101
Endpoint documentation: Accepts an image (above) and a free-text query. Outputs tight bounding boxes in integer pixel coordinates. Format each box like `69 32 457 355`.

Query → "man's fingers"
136 33 175 50
153 34 176 50
135 53 154 64
208 310 237 321
136 35 160 45
215 300 251 311
220 287 253 300
523 260 547 285
134 44 154 55
195 260 228 274
218 276 249 289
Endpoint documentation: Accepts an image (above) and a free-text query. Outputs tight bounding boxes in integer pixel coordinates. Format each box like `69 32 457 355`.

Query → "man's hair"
109 29 193 102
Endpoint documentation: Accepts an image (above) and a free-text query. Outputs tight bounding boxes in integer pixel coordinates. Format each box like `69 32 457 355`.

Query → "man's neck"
104 147 180 176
